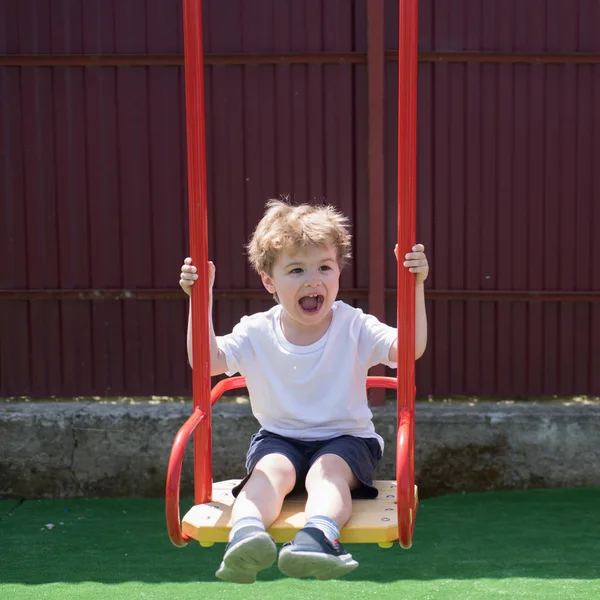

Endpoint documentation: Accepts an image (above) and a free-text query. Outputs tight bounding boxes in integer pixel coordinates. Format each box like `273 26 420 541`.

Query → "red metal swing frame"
166 0 419 549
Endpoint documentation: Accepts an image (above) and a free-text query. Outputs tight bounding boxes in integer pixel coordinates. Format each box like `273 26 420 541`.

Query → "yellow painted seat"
182 479 417 548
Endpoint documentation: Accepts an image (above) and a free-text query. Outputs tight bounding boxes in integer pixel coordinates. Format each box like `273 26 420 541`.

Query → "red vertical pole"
396 0 418 529
182 0 212 505
367 0 386 406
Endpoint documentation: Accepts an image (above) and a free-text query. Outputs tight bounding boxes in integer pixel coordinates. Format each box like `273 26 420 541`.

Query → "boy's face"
261 243 340 329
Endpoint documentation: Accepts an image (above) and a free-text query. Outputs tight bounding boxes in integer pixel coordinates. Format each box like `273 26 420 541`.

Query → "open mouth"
298 294 324 314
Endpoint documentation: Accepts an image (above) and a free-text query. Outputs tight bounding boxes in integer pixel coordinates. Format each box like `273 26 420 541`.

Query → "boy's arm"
387 280 427 362
413 281 427 359
388 244 429 362
182 259 228 376
186 295 228 376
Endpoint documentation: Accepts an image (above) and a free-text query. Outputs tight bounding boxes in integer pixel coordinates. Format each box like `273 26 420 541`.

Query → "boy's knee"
252 453 297 491
306 454 358 489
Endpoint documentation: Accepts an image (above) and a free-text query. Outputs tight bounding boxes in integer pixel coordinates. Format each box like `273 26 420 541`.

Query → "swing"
166 0 419 550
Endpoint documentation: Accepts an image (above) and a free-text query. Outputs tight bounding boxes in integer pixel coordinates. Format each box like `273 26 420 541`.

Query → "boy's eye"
319 265 331 272
289 268 303 274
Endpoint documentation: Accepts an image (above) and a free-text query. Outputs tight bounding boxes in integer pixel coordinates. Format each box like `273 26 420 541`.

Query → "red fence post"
367 0 387 406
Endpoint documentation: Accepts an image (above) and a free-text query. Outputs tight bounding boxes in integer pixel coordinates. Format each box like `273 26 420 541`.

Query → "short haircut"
246 198 352 275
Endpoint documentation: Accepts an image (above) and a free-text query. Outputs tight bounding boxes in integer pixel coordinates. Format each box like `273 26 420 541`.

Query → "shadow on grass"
1 488 599 585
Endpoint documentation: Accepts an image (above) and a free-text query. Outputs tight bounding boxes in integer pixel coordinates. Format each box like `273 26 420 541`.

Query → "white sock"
229 516 265 541
303 515 340 542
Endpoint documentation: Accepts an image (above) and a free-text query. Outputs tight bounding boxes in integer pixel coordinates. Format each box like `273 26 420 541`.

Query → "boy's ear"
260 271 276 294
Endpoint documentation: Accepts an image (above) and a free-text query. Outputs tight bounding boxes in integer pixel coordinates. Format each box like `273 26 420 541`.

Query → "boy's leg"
231 453 297 525
278 453 359 580
305 453 358 525
216 453 296 584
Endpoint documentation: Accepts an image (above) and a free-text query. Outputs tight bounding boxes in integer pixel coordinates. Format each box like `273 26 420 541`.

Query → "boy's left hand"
395 243 429 284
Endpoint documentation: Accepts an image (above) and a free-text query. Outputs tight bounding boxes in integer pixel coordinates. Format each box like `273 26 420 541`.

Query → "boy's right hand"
179 258 215 297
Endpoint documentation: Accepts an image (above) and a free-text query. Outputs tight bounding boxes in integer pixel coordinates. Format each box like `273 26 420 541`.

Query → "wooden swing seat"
182 479 418 547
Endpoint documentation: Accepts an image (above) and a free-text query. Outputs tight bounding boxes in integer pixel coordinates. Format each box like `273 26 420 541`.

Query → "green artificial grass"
1 488 599 600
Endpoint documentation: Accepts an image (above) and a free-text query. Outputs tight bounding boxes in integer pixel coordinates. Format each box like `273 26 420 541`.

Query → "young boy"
179 199 429 584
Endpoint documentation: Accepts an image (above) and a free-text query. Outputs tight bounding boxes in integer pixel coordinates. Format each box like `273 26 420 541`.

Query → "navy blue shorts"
232 429 383 500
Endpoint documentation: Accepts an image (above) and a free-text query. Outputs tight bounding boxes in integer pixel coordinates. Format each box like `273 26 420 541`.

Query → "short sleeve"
216 317 252 376
358 313 398 369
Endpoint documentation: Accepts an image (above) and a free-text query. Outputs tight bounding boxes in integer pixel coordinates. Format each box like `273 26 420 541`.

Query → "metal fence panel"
1 0 598 397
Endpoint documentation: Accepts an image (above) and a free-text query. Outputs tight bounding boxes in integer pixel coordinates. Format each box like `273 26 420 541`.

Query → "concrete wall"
1 401 598 499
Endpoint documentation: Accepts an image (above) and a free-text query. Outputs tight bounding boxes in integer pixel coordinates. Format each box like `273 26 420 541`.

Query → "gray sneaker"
215 526 277 584
278 527 358 580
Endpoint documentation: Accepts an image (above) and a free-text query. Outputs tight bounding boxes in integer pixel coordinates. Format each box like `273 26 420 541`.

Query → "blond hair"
247 199 352 275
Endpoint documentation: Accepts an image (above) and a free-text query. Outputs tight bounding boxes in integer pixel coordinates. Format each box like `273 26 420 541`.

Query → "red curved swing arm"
166 378 246 547
165 407 204 547
396 0 419 549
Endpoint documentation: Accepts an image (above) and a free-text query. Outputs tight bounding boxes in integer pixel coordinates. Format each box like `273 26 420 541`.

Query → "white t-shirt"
216 300 397 451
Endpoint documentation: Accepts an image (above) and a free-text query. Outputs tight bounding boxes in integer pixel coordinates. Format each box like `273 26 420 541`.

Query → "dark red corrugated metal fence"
1 0 599 398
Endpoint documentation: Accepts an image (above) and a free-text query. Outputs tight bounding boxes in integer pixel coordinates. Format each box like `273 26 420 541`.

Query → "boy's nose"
304 274 322 286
